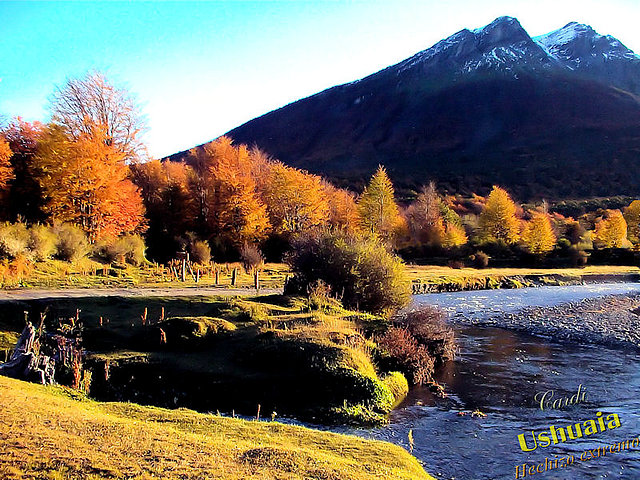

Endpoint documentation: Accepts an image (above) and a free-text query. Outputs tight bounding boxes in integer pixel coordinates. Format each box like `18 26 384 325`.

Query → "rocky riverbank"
451 293 640 349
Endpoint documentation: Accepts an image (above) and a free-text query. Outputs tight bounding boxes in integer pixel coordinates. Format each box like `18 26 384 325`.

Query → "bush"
54 223 89 262
393 305 455 364
0 222 29 259
382 371 409 404
240 242 264 273
285 230 411 315
94 234 146 266
189 239 211 265
28 224 57 261
471 251 489 269
377 327 434 385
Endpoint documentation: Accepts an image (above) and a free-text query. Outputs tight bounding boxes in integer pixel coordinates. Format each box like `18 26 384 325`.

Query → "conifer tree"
358 165 402 240
478 186 520 244
521 212 556 254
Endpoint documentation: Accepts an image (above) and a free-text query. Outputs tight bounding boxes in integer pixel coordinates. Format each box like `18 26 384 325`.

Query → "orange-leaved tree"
35 124 145 241
259 161 329 234
202 138 270 244
0 138 13 191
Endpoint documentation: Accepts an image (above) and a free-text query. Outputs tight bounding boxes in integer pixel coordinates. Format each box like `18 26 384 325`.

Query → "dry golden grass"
406 264 640 284
0 376 432 480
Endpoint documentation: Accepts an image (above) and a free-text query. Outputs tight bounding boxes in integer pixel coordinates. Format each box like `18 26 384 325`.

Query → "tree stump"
0 322 55 385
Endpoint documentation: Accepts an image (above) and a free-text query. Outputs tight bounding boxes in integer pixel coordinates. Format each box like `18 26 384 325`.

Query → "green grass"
0 294 404 425
0 376 433 480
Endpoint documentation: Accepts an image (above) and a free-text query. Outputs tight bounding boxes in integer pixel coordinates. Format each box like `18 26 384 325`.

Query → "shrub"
190 239 211 265
447 259 464 269
240 242 264 273
377 327 434 385
54 223 90 262
28 224 57 261
394 305 455 364
285 230 411 315
382 371 409 404
0 222 29 259
95 234 146 266
471 251 489 269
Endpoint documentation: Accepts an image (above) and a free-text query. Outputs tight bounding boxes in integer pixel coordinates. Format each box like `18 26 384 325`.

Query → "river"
341 283 640 480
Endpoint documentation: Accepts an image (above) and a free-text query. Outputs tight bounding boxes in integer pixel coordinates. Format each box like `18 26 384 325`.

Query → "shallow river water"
340 283 640 480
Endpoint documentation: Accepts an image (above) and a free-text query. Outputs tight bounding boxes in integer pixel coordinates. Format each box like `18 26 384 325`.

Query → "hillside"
170 17 640 200
0 376 432 480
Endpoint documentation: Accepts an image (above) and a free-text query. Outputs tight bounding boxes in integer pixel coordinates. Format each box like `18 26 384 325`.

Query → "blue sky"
1 0 639 159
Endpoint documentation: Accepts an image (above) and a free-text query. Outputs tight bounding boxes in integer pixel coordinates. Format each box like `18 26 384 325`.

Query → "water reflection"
339 283 640 479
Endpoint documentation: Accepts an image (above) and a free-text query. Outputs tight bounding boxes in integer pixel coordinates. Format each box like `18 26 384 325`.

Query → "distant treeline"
1 71 640 268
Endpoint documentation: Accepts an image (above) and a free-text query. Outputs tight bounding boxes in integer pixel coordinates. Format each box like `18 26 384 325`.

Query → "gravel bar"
451 293 640 350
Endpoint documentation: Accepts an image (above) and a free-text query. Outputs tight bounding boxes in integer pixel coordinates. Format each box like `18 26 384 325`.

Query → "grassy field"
0 294 402 425
407 265 640 292
3 258 290 290
0 376 433 480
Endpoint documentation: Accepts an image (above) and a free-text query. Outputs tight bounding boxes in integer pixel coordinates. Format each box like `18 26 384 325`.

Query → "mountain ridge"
168 17 640 200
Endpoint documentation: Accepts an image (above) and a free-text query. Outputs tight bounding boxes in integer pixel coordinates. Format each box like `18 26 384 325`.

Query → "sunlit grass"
0 376 433 480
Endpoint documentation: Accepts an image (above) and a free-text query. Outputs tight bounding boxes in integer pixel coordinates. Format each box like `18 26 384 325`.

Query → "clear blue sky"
1 0 639 159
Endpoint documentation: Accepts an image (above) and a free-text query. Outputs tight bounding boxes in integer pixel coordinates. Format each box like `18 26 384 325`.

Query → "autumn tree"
478 186 520 244
521 212 556 254
35 124 145 240
131 159 196 260
259 161 328 234
593 210 630 248
323 181 360 233
623 200 640 245
202 137 270 244
406 182 442 245
358 165 403 241
50 71 147 162
0 139 12 191
1 119 45 221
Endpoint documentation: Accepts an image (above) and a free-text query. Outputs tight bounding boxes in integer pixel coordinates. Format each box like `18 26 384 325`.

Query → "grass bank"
0 294 406 425
0 376 433 480
407 265 640 293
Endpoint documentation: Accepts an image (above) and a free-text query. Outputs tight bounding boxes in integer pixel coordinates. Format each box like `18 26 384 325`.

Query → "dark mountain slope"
170 17 640 200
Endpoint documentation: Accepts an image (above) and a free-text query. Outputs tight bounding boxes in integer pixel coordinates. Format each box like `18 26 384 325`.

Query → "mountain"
171 17 640 200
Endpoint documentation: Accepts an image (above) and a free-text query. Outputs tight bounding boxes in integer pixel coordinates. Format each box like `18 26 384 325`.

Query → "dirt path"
0 286 282 301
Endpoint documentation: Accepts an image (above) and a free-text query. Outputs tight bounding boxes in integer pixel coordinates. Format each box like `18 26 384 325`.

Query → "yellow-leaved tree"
623 200 640 245
259 161 329 234
593 210 631 248
358 165 403 241
521 212 556 254
478 186 520 244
